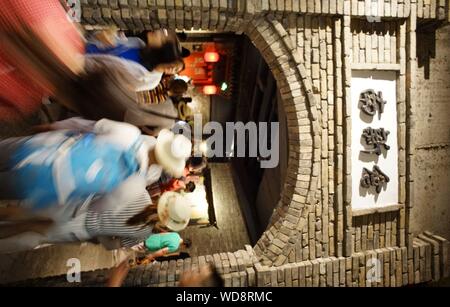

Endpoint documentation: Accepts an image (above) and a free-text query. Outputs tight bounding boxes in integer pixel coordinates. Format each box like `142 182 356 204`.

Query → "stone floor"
0 243 121 284
179 163 251 256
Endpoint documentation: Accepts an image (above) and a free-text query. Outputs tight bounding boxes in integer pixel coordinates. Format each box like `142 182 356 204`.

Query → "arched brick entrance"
44 1 448 287
83 2 321 268
244 18 320 267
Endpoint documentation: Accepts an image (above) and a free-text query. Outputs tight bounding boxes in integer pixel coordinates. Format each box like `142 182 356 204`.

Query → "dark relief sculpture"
359 89 386 116
361 127 390 155
360 165 390 194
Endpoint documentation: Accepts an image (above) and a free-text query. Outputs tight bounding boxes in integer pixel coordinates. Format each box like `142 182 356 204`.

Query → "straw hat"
155 129 192 178
157 191 192 231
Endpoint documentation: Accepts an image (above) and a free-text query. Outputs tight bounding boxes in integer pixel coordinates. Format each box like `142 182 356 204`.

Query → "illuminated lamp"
203 85 218 95
199 141 208 155
204 51 220 63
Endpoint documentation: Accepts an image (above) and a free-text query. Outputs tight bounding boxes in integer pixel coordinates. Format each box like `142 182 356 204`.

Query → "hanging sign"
351 71 398 210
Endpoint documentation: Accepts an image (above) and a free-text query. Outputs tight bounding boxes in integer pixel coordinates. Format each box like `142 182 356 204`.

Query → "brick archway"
243 18 320 266
70 1 450 287
82 3 321 267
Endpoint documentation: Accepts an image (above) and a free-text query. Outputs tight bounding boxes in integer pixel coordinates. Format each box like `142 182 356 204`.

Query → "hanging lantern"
204 51 220 63
203 85 218 95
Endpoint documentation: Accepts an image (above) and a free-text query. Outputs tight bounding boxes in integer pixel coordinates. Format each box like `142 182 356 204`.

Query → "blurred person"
126 79 190 134
149 30 191 58
0 185 192 254
133 232 191 255
107 261 223 287
0 0 84 121
133 30 190 56
131 232 192 265
0 0 184 123
149 168 198 204
63 53 185 121
146 29 191 59
136 83 169 106
139 51 185 76
167 79 189 98
0 119 192 215
74 38 185 120
136 78 189 109
85 27 146 62
179 264 224 287
134 76 188 106
187 156 208 174
86 28 187 68
152 154 206 198
184 181 196 193
85 38 185 90
106 257 132 287
159 177 196 194
154 251 191 261
85 28 186 98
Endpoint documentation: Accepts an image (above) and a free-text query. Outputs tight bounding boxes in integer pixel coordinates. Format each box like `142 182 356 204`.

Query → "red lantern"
204 51 220 63
203 85 218 95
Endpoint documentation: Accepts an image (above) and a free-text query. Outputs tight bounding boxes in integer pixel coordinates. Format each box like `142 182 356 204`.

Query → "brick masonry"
10 232 448 287
70 0 450 286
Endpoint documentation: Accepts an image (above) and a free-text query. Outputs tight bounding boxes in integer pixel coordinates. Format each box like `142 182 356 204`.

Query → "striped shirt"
136 83 169 105
85 179 155 248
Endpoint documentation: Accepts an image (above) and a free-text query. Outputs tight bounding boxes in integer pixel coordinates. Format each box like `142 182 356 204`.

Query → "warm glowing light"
204 51 220 63
185 184 209 220
203 85 218 95
199 141 208 155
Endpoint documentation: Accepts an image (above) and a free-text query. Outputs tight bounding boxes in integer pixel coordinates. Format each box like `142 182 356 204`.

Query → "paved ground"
179 163 251 256
0 243 121 284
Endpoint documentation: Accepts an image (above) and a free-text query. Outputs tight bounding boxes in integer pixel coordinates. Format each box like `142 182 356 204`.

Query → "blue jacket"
8 130 142 210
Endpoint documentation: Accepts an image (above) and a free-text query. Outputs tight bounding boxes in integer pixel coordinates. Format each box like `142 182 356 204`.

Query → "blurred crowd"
0 0 220 287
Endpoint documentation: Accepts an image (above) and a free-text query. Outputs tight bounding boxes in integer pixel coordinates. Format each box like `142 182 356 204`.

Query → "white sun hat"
157 191 192 231
155 129 192 178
